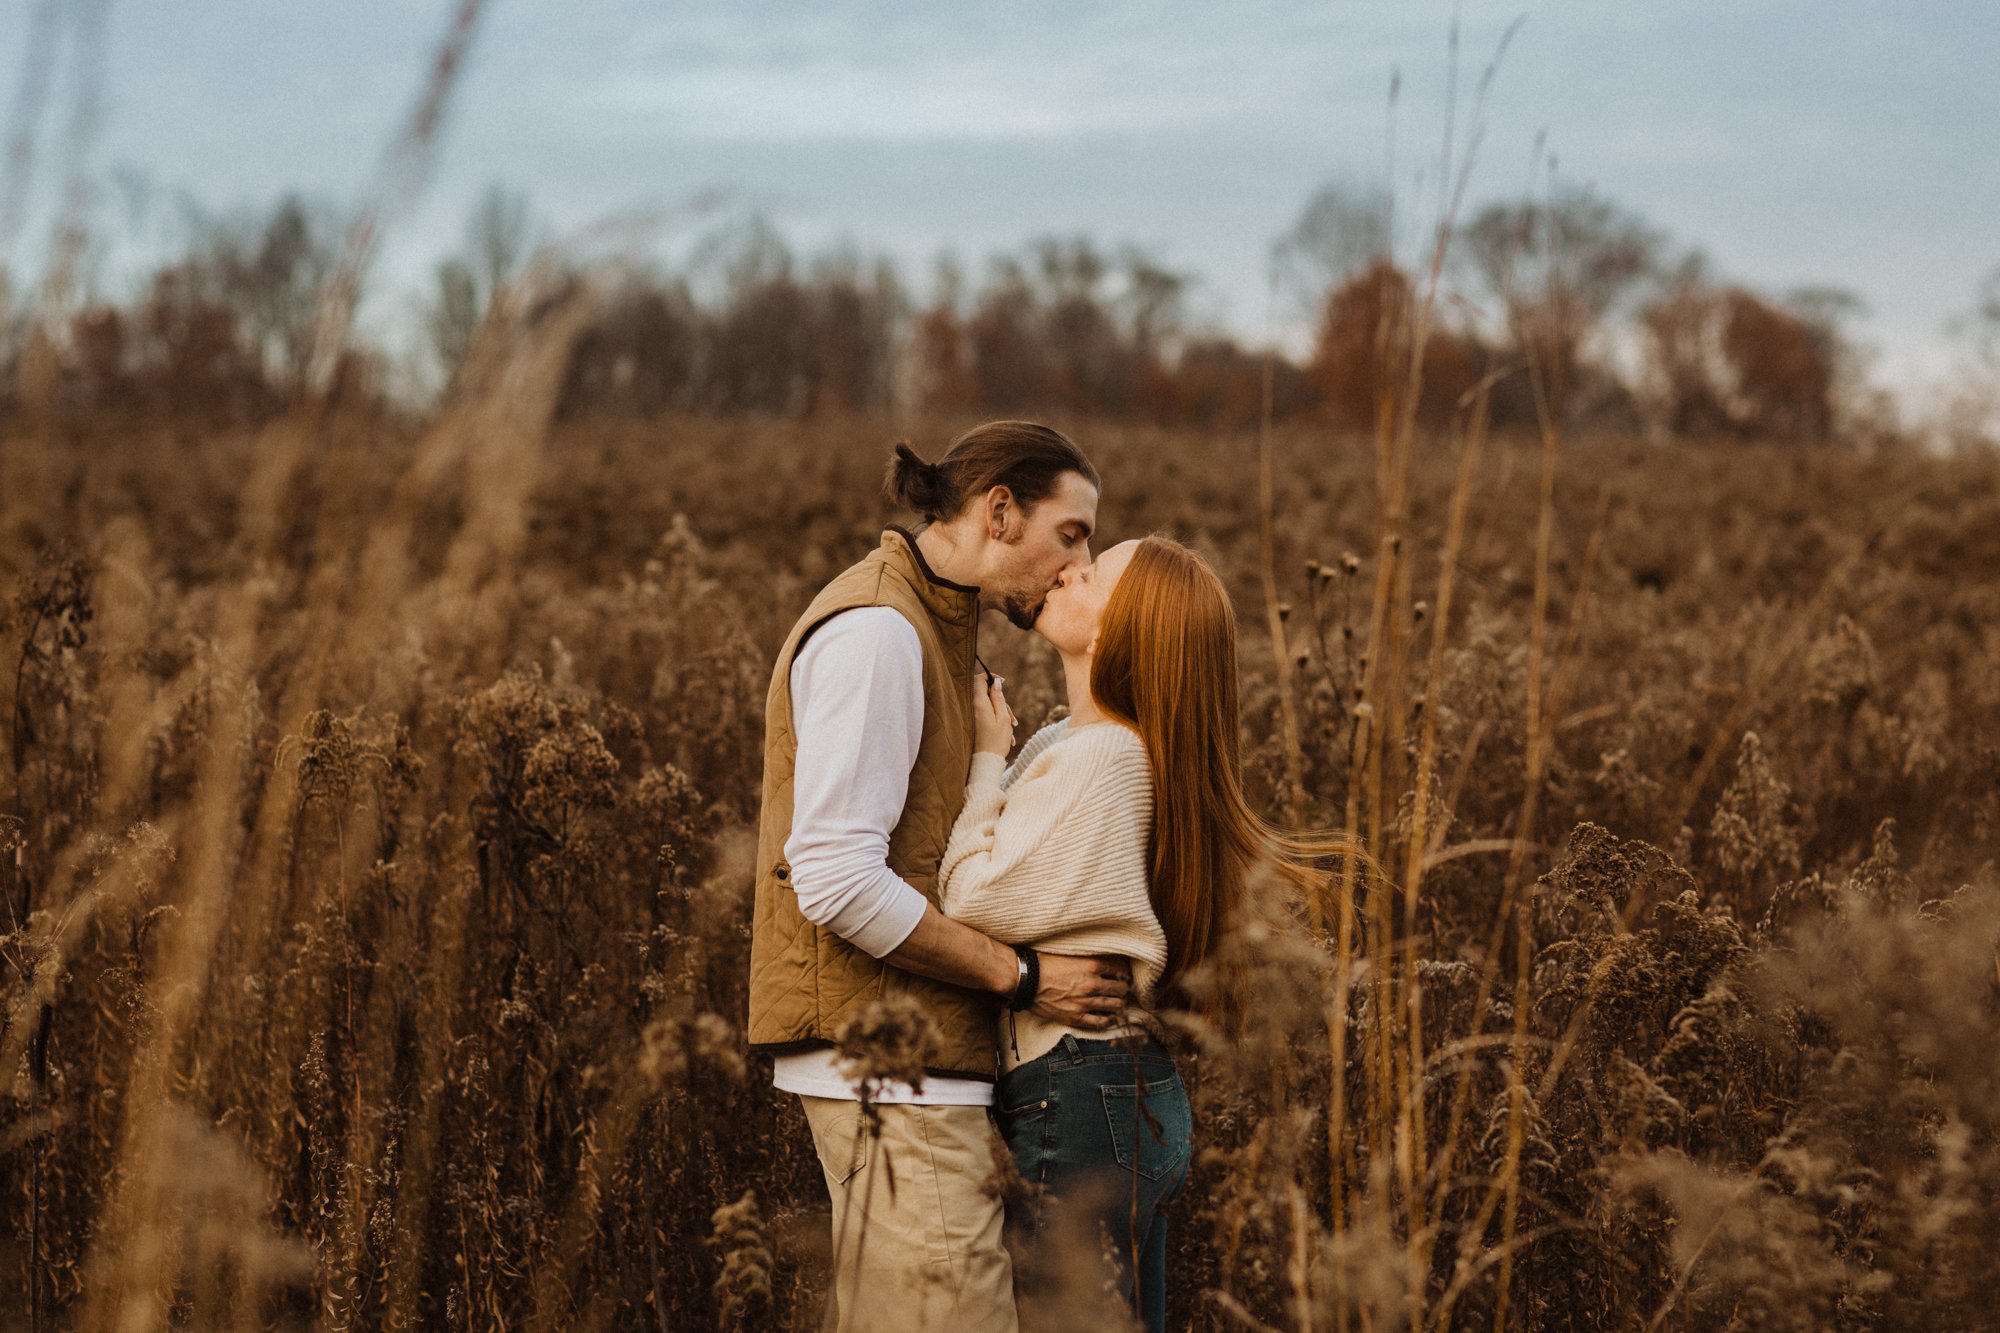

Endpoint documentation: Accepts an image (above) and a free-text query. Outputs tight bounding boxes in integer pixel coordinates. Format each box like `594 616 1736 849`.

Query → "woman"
939 533 1307 1331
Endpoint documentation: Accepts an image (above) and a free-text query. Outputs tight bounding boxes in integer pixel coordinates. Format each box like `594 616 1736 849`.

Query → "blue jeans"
995 1034 1193 1333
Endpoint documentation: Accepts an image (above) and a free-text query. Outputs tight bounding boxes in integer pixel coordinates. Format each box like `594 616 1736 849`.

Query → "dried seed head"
1340 552 1362 575
1413 600 1429 621
1277 602 1293 621
835 994 941 1096
708 1190 774 1324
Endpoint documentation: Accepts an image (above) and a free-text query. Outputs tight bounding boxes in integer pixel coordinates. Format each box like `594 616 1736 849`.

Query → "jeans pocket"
998 1060 1053 1115
1100 1076 1192 1182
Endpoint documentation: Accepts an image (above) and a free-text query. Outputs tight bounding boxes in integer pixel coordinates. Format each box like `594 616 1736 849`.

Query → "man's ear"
984 485 1015 541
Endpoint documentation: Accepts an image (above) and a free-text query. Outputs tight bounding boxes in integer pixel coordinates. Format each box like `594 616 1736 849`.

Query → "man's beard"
1000 591 1045 631
993 531 1044 630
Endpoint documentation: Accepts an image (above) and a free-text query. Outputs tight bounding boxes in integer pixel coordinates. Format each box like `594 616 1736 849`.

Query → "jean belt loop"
1057 1033 1081 1063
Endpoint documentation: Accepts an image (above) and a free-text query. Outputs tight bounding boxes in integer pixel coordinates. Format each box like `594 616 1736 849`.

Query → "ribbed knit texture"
939 718 1167 1069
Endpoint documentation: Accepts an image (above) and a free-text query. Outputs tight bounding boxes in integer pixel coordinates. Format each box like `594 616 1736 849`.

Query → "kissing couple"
748 421 1339 1331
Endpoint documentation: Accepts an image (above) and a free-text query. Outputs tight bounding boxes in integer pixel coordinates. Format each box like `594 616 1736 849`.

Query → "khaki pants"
800 1095 1017 1333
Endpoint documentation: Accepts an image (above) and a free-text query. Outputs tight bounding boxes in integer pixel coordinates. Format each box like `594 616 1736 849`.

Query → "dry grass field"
2 288 1999 1328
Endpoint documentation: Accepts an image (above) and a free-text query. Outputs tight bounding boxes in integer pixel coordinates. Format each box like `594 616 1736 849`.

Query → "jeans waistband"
1048 1031 1173 1068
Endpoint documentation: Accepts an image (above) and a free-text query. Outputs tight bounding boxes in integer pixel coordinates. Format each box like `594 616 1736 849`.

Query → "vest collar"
881 525 980 629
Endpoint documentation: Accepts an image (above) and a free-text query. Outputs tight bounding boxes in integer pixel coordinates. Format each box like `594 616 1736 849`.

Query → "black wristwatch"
1007 943 1040 1012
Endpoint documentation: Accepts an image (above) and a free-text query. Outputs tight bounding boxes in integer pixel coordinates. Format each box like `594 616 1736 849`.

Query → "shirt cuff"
841 878 930 959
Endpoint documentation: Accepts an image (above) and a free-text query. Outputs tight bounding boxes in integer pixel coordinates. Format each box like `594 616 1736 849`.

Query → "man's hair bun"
881 422 1099 526
884 442 954 521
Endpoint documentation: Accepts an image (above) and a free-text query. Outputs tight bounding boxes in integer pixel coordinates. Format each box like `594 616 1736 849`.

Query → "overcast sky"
5 0 1995 395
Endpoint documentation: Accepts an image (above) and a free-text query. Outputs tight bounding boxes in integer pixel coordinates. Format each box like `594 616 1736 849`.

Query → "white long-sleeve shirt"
940 719 1167 1069
781 608 930 958
770 606 994 1106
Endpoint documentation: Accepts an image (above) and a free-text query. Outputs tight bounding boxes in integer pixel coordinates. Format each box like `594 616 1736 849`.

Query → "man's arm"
786 609 1131 1025
784 609 932 955
885 905 1131 1028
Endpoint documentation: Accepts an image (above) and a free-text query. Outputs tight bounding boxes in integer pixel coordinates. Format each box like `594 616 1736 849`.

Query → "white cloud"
582 63 1214 143
565 3 1361 143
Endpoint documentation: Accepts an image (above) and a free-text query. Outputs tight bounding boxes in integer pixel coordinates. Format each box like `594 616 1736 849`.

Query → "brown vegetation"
1 20 1995 1320
2 326 1997 1326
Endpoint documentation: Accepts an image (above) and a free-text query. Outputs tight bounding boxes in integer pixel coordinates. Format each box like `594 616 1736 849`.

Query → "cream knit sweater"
939 718 1168 1070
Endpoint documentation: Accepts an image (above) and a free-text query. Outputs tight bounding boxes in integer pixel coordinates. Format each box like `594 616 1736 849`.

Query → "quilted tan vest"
746 526 997 1079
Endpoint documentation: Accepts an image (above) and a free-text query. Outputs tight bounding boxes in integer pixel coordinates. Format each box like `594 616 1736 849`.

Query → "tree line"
2 181 1983 444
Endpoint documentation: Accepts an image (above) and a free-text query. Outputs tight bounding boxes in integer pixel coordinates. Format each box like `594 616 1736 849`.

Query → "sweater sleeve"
937 720 1067 888
1002 719 1069 790
938 726 1153 947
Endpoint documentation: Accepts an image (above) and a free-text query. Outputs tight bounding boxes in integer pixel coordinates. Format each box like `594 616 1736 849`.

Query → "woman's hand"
973 674 1017 757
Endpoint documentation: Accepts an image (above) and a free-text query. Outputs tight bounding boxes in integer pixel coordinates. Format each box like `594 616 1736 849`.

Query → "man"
748 421 1132 1332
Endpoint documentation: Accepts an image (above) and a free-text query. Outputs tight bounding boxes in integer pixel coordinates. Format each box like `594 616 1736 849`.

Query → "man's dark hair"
884 421 1099 525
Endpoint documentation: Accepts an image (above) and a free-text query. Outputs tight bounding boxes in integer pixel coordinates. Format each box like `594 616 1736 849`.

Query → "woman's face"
1035 538 1140 657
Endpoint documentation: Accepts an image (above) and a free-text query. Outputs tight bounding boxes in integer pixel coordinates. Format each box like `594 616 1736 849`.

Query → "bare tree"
426 183 535 382
236 197 339 390
1937 266 2000 446
801 248 905 415
49 193 338 415
1461 186 1664 423
1954 266 2000 369
1274 178 1395 312
1639 269 1853 443
557 270 702 418
1308 258 1485 431
703 216 809 414
966 255 1046 413
1121 247 1187 364
910 253 978 415
157 194 340 394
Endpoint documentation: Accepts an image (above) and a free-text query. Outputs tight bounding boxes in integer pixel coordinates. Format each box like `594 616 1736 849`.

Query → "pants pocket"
805 1098 871 1188
1099 1076 1192 1182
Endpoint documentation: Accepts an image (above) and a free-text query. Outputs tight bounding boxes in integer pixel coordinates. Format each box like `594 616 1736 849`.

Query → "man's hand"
1032 953 1131 1029
882 909 1131 1029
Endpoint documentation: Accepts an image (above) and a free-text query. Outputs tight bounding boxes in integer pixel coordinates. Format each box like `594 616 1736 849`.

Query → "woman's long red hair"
1091 536 1355 1002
